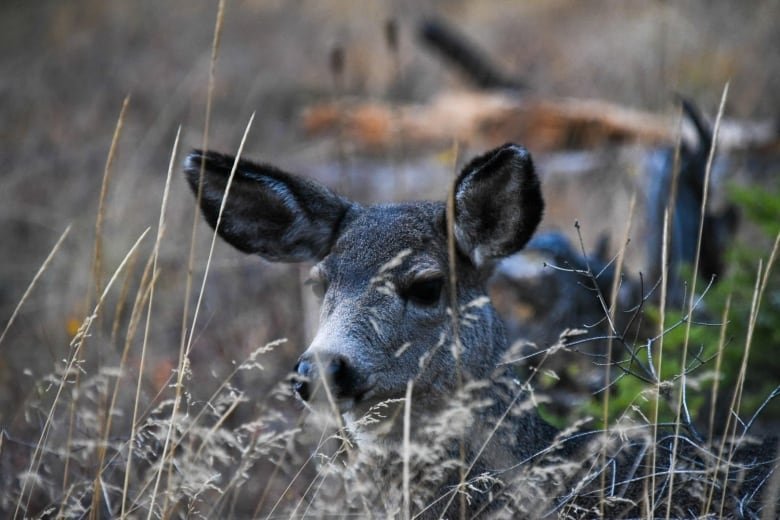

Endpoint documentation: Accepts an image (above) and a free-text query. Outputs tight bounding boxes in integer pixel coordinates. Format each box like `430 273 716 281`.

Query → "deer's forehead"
324 203 447 275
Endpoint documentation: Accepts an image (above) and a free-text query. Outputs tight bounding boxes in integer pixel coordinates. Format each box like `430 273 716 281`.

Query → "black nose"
293 359 311 401
292 355 359 401
327 356 347 382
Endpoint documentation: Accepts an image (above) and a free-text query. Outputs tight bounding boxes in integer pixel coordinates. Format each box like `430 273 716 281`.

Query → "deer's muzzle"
292 354 367 405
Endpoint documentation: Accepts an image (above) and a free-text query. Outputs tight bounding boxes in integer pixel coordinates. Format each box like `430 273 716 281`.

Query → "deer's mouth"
336 384 375 412
293 379 376 414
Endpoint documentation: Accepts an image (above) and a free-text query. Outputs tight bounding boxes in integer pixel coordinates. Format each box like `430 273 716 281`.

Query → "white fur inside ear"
454 224 487 268
471 246 487 268
260 176 296 211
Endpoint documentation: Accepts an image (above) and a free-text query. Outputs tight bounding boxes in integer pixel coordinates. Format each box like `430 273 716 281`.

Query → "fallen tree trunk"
301 90 779 154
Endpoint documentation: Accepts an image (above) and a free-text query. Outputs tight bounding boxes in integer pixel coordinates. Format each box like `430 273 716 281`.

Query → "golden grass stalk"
648 107 683 514
713 261 762 516
147 112 254 520
92 94 130 304
694 293 731 517
66 95 131 510
175 0 225 469
442 139 467 520
118 126 180 518
161 4 225 516
599 190 636 516
664 82 729 520
403 379 414 520
715 232 779 517
648 209 670 514
159 0 224 481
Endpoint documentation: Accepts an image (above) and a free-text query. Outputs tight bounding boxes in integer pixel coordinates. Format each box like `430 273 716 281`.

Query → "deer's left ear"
453 143 544 267
184 150 354 262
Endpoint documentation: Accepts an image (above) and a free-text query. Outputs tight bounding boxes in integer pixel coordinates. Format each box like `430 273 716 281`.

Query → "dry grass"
2 105 778 518
1 1 779 518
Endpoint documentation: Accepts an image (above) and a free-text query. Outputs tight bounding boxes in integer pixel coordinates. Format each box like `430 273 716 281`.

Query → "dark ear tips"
182 150 203 191
183 149 233 192
457 143 532 184
490 143 531 164
183 149 204 173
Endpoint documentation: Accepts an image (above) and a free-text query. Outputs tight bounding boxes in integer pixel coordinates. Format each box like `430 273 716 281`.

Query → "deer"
183 143 776 518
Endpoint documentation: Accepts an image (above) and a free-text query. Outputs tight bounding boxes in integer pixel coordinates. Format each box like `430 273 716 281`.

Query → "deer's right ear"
453 143 544 268
183 150 353 262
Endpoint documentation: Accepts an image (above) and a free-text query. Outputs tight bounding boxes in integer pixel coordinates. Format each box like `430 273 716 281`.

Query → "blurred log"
301 91 780 154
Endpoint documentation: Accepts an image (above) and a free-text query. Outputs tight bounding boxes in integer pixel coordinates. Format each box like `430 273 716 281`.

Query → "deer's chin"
336 397 356 413
339 386 375 413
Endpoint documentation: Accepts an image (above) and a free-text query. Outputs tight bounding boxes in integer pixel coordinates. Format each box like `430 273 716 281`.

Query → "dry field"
1 1 779 517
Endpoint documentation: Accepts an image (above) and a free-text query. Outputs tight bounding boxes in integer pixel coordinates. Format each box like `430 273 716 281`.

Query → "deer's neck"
342 371 559 474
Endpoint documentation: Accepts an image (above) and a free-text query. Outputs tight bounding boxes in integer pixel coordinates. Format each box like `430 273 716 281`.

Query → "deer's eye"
404 278 443 306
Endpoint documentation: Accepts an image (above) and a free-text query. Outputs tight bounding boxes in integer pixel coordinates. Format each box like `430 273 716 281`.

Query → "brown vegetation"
1 1 779 517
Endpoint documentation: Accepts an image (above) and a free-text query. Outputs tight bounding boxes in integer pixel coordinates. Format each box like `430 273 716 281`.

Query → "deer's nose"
292 359 311 401
326 355 347 382
292 354 358 402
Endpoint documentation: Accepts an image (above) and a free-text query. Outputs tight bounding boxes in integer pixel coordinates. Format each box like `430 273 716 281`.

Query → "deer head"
184 144 543 423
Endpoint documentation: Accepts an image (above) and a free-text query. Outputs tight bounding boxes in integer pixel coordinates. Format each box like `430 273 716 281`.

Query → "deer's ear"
184 150 353 262
453 143 544 267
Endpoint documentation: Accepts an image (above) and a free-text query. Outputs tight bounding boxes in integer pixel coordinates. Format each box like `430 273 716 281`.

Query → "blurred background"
1 0 779 514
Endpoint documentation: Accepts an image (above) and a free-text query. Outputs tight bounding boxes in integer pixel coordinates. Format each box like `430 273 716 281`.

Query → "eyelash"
306 275 443 305
402 277 444 306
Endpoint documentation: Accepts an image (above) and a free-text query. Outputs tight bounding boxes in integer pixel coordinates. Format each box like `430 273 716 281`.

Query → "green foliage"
707 183 780 417
730 184 780 237
592 181 780 428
